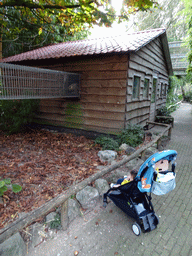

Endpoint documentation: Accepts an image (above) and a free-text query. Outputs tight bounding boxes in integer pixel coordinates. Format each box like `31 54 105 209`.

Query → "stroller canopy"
136 150 177 193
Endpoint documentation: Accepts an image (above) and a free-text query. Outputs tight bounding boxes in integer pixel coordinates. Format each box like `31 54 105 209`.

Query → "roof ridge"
1 28 166 62
49 27 166 45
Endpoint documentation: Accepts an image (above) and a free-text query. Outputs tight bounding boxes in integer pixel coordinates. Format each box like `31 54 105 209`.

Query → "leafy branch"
0 0 93 10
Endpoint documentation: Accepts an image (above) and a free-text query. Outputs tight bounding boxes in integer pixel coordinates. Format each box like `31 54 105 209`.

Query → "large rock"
76 186 99 209
98 150 117 163
0 233 26 256
95 178 110 196
125 157 144 170
68 198 81 223
30 223 48 248
46 211 58 224
114 167 128 179
142 147 159 160
119 144 136 155
119 143 129 151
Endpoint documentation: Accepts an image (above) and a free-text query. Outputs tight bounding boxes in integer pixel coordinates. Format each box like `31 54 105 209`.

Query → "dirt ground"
0 129 110 229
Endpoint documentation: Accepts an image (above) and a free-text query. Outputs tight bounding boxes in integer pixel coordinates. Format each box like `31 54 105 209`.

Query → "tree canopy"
0 0 158 57
181 0 192 74
127 0 187 42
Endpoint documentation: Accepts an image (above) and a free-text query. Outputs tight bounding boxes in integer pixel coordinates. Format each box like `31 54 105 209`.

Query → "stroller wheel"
132 222 141 236
154 214 159 225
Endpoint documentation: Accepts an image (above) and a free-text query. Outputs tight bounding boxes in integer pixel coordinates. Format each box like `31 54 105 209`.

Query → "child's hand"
113 184 120 188
125 175 132 181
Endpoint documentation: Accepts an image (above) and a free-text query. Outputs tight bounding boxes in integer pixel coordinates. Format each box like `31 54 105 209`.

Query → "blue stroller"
103 150 177 236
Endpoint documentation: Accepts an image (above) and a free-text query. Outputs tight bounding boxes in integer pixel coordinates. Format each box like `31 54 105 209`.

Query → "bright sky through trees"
111 0 123 15
89 0 127 39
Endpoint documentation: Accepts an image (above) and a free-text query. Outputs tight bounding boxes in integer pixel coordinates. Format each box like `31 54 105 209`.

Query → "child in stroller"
103 150 177 236
110 169 138 188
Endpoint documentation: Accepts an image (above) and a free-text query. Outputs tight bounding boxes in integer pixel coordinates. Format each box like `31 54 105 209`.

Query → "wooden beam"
0 124 171 244
146 121 170 127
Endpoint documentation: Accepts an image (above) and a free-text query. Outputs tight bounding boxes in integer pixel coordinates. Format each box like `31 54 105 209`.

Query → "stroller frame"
103 180 159 236
103 150 177 236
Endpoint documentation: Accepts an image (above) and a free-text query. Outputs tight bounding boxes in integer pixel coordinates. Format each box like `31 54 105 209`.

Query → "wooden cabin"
1 28 173 134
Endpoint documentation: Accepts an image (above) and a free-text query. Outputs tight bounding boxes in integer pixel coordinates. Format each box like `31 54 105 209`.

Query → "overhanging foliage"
0 0 158 49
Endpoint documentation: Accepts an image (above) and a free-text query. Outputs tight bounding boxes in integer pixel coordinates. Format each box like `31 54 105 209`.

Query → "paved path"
29 103 192 256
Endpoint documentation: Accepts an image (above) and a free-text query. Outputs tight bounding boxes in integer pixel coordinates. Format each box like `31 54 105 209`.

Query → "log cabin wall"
23 54 129 134
10 35 170 133
126 37 169 127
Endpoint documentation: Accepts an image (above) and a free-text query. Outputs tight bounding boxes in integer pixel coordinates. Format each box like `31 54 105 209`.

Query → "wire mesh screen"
0 63 80 100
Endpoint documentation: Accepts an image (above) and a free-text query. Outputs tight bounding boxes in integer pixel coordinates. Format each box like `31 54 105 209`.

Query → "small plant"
70 194 75 199
95 124 144 150
49 213 61 230
94 136 119 151
117 125 144 148
0 177 22 196
156 106 171 117
184 91 192 103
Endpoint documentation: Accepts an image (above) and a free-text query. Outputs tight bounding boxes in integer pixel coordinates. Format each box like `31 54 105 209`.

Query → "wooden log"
0 124 171 244
155 116 174 127
146 121 170 127
167 101 182 110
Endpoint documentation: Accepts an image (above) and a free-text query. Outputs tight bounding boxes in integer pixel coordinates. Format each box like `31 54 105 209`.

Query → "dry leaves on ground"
0 129 105 229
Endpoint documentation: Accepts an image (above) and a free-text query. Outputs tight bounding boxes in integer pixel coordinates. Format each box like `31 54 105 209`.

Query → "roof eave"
160 32 173 76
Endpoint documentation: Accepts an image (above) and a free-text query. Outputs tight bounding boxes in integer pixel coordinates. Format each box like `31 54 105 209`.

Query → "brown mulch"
0 129 109 229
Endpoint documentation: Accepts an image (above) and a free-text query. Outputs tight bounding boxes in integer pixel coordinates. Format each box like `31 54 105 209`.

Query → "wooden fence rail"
0 124 172 244
167 101 182 110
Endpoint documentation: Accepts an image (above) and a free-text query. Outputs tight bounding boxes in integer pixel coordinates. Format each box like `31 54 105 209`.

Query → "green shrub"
178 94 183 101
94 136 119 151
0 99 39 134
184 91 192 102
117 125 144 148
0 177 22 197
156 106 171 117
95 124 144 150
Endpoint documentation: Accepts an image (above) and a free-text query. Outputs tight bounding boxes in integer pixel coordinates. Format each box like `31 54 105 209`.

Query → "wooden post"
140 150 146 160
168 126 172 139
157 138 162 150
60 200 69 230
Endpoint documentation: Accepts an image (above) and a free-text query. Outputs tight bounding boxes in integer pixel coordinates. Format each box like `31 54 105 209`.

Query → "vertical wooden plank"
60 200 69 230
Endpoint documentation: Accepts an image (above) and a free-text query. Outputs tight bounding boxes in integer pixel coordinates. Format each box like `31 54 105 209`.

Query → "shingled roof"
1 28 170 62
